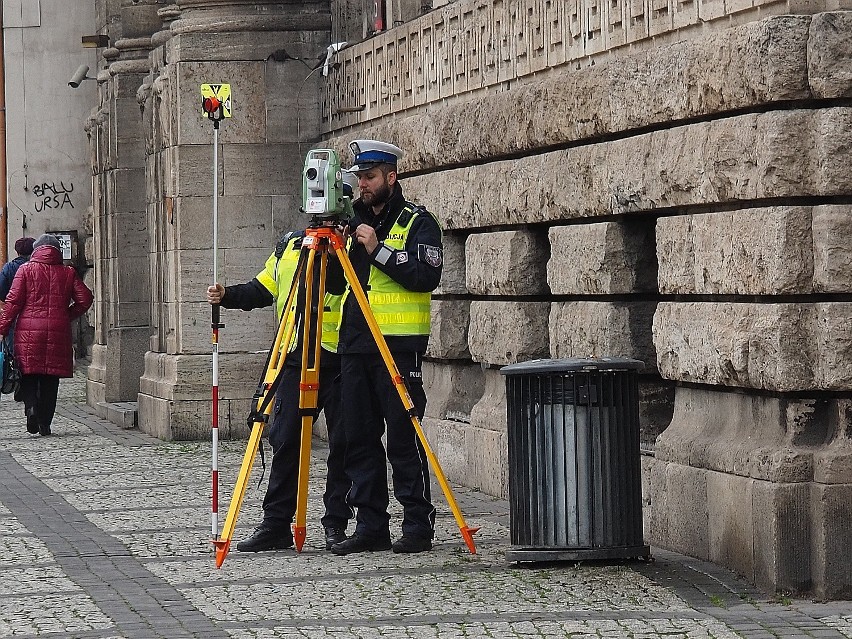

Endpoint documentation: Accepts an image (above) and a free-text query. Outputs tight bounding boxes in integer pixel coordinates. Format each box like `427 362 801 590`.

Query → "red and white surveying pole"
201 84 231 538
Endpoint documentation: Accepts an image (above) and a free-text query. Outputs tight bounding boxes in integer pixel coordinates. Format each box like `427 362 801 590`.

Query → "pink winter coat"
0 245 93 377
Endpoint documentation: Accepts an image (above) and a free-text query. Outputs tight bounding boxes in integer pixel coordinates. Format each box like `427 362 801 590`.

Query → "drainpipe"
0 5 7 264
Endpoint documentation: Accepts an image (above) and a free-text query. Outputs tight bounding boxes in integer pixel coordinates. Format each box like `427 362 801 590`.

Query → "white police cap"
348 139 404 172
341 170 359 195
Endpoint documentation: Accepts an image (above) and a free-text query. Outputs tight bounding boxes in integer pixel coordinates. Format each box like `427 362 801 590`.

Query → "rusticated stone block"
639 381 675 445
222 143 304 198
809 483 852 599
808 11 852 99
173 145 224 198
549 302 657 372
405 108 852 229
812 205 852 293
420 417 509 499
426 300 471 359
707 472 755 579
645 460 710 559
173 196 275 251
814 303 852 389
466 425 509 499
169 26 330 64
174 297 276 355
423 360 485 421
813 399 852 484
655 387 817 482
434 232 467 295
657 207 814 295
752 481 812 595
465 230 549 295
548 221 657 294
137 394 252 440
654 302 815 391
655 302 852 391
469 367 508 434
176 61 267 146
109 168 146 213
468 301 550 365
421 417 468 483
138 351 267 402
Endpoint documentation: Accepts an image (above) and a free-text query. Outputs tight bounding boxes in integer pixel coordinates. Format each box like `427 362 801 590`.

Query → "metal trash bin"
500 357 650 562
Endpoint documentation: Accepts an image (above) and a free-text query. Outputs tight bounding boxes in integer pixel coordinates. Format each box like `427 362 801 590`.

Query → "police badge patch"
418 244 443 267
396 252 409 265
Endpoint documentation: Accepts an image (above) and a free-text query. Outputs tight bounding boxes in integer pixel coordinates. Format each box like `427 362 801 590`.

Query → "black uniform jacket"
331 182 442 354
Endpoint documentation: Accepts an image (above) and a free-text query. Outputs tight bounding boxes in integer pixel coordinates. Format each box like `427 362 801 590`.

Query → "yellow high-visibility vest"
256 233 341 352
341 206 436 336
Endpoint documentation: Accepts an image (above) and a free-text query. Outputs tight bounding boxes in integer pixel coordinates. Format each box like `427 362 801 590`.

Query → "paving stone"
0 368 850 638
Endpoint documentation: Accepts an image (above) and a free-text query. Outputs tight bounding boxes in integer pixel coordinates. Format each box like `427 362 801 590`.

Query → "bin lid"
499 357 644 376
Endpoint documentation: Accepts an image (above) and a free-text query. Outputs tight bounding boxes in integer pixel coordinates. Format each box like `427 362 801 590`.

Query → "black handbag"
1 340 21 395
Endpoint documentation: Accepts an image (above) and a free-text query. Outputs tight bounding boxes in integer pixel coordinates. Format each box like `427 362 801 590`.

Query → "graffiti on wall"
33 181 74 212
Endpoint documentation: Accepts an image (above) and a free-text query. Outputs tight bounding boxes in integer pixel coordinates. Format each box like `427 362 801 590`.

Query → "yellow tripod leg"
293 248 325 551
333 244 480 554
212 255 305 568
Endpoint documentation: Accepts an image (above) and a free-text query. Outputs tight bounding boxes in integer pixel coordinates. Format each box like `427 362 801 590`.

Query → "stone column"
137 0 331 439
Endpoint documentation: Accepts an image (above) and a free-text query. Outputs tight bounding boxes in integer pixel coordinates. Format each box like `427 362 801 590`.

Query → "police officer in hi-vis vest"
206 181 358 552
329 140 443 555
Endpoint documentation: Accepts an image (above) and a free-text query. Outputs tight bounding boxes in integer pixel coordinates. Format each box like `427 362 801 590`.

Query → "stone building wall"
319 0 852 598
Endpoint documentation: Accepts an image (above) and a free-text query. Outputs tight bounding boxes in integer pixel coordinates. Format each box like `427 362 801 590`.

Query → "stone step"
95 401 138 430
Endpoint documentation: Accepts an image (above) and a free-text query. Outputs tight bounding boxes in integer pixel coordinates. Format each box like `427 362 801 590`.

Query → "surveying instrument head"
301 149 353 227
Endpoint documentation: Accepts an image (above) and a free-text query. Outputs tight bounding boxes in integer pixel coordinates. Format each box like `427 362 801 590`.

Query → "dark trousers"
341 351 435 540
19 374 60 429
262 354 351 531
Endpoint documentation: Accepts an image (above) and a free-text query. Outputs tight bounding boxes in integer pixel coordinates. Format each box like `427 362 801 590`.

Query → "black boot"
236 525 293 552
392 535 432 553
324 527 348 550
330 532 391 555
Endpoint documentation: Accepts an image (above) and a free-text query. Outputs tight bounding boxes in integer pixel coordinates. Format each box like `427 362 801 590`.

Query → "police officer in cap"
330 140 443 555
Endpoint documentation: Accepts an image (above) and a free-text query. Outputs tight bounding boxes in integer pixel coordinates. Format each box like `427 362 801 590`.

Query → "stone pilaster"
87 4 162 411
137 0 331 439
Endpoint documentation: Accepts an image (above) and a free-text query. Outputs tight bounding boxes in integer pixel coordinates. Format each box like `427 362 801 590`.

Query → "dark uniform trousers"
262 352 351 531
341 351 436 540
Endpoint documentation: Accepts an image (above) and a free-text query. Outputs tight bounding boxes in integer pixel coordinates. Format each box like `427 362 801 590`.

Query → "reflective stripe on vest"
341 205 432 337
256 235 341 352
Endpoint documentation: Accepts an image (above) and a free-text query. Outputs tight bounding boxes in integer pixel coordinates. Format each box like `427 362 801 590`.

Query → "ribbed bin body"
501 358 650 562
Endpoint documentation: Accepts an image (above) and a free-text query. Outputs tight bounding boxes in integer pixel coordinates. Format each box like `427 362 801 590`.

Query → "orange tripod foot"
212 538 231 568
293 525 307 552
461 526 481 554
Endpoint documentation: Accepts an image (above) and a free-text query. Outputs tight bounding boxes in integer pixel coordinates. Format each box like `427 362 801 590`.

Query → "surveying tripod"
212 224 480 568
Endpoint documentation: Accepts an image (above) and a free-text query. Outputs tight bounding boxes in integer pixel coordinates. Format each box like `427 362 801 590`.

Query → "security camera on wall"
68 65 91 88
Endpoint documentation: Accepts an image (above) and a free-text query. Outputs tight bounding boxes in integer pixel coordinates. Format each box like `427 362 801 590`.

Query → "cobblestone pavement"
1 369 850 639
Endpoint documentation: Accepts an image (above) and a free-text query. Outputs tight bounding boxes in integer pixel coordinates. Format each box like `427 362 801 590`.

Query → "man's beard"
362 181 392 208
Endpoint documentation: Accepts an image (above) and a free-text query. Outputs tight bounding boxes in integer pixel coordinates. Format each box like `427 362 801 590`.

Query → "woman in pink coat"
0 234 93 435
